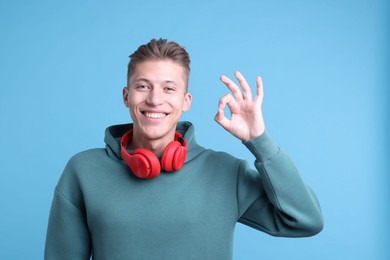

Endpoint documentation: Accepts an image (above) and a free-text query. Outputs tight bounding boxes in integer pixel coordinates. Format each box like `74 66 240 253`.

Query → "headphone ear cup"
128 149 161 179
161 141 187 172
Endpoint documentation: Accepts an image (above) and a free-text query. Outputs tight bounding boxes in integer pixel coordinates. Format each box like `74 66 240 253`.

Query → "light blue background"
0 0 389 259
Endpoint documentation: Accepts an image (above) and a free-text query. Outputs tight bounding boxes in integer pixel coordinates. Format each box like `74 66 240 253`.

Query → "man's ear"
122 87 129 107
182 93 192 112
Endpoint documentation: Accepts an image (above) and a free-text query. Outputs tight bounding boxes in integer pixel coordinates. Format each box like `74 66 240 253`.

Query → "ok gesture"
214 71 265 142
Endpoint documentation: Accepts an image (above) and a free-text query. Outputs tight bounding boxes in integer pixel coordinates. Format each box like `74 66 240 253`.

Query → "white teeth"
144 112 166 119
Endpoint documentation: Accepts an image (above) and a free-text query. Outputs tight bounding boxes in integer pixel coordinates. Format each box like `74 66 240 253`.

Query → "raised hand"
214 71 265 142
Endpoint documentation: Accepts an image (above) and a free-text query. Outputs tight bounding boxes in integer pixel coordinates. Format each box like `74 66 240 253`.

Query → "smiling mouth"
143 112 168 119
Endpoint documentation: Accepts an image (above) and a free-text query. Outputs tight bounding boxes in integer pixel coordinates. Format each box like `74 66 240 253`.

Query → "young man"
45 39 323 259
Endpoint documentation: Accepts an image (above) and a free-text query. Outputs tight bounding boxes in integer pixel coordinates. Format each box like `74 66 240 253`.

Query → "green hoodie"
45 121 323 260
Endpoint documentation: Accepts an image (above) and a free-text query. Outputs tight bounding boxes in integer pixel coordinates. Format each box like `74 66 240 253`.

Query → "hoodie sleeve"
237 132 324 237
44 161 92 260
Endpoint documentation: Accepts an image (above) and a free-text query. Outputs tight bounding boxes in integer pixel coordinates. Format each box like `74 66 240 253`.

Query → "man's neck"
128 132 175 156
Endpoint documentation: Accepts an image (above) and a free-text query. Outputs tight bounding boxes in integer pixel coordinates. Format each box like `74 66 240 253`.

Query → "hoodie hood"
104 121 205 163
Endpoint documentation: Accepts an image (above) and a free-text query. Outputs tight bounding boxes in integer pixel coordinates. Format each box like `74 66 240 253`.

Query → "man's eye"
137 85 149 90
165 86 176 92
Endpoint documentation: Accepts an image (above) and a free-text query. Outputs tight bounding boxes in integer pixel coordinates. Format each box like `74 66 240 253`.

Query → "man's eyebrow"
132 78 152 84
163 80 178 85
131 78 180 87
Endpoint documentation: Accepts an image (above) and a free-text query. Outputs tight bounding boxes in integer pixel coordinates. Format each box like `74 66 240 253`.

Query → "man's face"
123 60 192 141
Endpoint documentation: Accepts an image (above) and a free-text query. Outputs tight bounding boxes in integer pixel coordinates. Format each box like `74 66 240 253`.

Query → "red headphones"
120 130 187 179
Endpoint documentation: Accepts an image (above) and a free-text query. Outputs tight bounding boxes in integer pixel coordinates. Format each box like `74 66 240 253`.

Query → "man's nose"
146 89 163 106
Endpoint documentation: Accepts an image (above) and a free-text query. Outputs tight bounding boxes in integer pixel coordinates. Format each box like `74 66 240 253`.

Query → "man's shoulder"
67 148 108 167
197 148 242 165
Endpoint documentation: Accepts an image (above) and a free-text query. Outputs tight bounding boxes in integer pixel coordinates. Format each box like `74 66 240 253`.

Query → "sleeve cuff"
243 131 279 162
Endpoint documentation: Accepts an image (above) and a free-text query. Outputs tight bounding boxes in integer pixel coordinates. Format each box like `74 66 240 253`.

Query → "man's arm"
215 71 323 236
238 132 323 237
45 162 92 260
